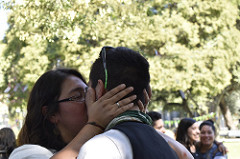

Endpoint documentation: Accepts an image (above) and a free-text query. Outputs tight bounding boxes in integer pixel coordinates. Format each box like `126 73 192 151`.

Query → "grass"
224 141 240 159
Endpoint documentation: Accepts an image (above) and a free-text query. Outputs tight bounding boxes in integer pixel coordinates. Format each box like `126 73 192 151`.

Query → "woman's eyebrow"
68 87 84 95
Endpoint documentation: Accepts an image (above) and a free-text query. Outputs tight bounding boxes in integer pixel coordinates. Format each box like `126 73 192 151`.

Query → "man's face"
153 119 166 133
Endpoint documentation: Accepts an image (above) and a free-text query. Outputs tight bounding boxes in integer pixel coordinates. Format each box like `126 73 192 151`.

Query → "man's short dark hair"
90 46 150 104
147 111 162 121
147 111 162 126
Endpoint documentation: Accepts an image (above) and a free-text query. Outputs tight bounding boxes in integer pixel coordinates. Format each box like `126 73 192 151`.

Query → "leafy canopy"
1 0 240 116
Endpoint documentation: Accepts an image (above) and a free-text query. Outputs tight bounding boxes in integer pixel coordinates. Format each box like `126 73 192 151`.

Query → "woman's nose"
197 129 200 134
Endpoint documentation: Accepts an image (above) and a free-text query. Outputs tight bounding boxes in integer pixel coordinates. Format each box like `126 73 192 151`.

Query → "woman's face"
200 125 215 146
54 75 88 143
187 122 200 142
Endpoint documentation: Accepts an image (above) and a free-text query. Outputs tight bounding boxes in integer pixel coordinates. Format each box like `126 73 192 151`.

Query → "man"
78 46 192 159
147 111 166 133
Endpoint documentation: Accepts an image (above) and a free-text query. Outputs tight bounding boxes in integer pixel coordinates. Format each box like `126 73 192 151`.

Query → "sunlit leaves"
1 0 240 116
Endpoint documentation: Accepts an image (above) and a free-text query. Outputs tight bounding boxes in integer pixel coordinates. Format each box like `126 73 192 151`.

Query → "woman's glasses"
100 46 114 89
57 87 88 103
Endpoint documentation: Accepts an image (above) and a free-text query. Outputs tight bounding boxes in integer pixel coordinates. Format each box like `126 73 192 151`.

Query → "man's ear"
147 84 152 99
95 79 105 100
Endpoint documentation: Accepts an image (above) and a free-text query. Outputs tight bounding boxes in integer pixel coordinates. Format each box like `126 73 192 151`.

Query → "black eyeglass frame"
57 87 88 103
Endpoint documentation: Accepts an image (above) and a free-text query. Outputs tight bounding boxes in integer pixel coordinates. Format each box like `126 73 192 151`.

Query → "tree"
1 0 240 129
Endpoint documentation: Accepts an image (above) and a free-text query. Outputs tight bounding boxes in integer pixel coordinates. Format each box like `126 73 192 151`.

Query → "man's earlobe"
95 80 105 100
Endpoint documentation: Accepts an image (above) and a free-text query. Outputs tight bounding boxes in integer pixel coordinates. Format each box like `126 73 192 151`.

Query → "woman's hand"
51 84 136 159
217 142 228 155
137 88 151 113
86 84 136 129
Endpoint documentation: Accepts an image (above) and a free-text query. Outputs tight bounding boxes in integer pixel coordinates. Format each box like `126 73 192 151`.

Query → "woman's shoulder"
193 143 224 159
214 156 227 159
9 144 54 159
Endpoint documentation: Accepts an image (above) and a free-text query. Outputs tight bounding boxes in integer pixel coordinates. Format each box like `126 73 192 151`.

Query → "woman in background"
176 118 200 153
193 120 227 159
176 118 227 156
0 127 16 159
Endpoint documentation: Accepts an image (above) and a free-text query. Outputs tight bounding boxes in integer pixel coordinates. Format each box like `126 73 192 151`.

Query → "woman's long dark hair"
18 68 86 151
0 127 16 158
176 118 196 151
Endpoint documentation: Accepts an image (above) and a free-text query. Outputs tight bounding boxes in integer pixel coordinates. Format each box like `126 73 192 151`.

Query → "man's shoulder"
78 129 133 159
113 122 179 159
84 129 131 147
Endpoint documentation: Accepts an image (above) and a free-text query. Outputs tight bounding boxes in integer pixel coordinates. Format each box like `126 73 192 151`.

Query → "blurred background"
0 0 240 158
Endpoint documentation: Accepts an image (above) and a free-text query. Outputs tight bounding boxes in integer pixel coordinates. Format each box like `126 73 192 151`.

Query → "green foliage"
1 0 240 118
0 43 8 88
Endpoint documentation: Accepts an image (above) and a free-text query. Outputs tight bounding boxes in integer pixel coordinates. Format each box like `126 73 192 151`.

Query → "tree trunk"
216 84 237 130
219 96 236 130
163 99 194 117
182 99 194 117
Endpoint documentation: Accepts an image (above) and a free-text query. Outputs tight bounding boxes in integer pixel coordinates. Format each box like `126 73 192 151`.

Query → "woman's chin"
193 136 200 142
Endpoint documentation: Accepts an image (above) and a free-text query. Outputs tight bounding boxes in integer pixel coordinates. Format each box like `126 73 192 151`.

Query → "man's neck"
129 105 140 111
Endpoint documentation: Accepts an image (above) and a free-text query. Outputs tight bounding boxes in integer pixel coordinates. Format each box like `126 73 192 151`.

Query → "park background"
0 0 240 158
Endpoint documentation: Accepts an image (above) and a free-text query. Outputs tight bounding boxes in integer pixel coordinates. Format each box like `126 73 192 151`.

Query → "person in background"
147 111 166 133
193 120 227 159
176 118 200 153
78 46 193 159
0 127 16 159
176 118 227 156
9 68 136 159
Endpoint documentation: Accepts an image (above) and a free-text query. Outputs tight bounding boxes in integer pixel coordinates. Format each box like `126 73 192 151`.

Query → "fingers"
138 89 150 113
114 94 136 113
143 89 149 103
115 103 134 115
117 95 137 106
220 148 225 155
100 85 134 104
222 151 226 156
137 100 145 113
222 148 228 155
109 86 134 103
86 84 136 128
218 144 227 155
147 85 152 99
143 89 149 111
100 84 126 100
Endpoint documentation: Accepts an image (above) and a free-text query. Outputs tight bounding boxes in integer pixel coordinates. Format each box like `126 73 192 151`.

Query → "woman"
0 127 16 159
193 120 227 159
9 68 136 159
176 118 200 153
176 118 227 156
